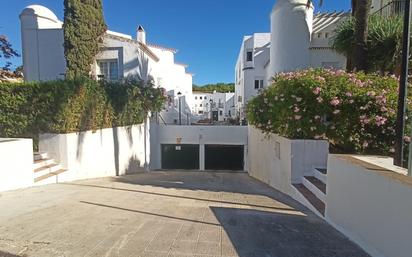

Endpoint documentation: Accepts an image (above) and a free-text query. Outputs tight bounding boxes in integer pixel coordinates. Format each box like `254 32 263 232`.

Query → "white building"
20 5 194 124
191 91 235 122
234 0 349 119
234 33 271 119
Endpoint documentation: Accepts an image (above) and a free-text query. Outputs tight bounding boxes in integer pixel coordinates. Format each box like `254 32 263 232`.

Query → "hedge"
0 78 165 141
247 69 408 155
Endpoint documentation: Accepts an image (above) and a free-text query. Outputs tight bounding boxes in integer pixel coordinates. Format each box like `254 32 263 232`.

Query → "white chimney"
137 25 146 44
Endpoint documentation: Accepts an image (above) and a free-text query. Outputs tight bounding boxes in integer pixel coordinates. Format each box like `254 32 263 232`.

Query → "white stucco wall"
0 139 34 192
20 5 66 81
39 123 150 182
235 34 270 119
248 126 329 195
371 0 391 12
270 0 313 75
326 155 412 257
150 124 248 170
309 48 347 70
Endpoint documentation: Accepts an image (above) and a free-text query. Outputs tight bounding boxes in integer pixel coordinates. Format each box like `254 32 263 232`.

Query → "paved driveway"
0 172 368 257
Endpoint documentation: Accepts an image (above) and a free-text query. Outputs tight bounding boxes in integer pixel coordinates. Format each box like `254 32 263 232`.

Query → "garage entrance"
205 145 244 171
161 144 199 170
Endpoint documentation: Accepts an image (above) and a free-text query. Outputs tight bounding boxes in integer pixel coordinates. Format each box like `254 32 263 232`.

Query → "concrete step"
34 169 67 184
293 183 325 216
303 176 326 203
34 152 48 161
313 167 327 184
34 163 62 178
33 159 56 170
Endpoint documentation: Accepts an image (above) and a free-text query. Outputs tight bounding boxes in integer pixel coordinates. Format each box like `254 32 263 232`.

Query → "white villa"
20 5 194 124
235 0 349 119
191 91 235 122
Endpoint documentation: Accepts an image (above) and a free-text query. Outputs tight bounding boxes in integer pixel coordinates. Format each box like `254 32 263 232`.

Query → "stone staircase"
33 152 67 185
293 168 327 216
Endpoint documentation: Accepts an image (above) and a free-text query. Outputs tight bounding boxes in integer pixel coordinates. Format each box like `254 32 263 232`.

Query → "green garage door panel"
161 144 200 170
205 145 244 171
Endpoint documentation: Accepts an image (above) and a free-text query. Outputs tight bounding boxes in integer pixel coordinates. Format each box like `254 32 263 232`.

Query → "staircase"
293 168 327 217
33 152 67 185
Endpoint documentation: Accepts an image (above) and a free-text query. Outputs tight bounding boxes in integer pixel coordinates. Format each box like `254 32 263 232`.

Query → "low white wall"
39 123 150 182
248 126 328 195
150 124 248 170
326 155 412 257
0 139 33 192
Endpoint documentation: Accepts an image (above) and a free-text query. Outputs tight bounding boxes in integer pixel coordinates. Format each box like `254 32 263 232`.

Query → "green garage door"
205 145 244 171
161 144 200 170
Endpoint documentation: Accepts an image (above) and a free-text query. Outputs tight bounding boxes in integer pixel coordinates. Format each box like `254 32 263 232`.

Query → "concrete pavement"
0 172 369 257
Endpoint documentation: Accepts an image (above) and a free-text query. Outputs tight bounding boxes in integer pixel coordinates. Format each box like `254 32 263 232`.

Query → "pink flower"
316 97 323 103
314 115 321 120
330 97 340 106
346 92 353 97
367 91 376 97
360 115 370 125
349 100 354 104
294 107 300 113
363 141 369 148
315 76 326 83
313 87 322 95
333 110 341 115
375 116 387 126
404 136 411 143
295 115 302 120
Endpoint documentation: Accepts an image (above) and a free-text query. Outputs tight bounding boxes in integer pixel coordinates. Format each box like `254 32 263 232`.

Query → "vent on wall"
275 141 281 160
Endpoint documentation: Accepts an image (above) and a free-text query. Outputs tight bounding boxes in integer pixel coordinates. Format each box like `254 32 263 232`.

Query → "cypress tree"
63 0 107 79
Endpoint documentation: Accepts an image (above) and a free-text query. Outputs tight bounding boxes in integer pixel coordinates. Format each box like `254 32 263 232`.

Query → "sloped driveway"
0 172 369 257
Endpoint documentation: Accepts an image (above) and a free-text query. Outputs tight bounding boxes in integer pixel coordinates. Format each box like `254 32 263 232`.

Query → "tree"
63 0 107 79
193 83 235 93
352 0 372 71
0 35 19 71
332 15 403 75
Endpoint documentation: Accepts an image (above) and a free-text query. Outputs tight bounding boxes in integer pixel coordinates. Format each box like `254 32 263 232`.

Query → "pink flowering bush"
246 69 405 154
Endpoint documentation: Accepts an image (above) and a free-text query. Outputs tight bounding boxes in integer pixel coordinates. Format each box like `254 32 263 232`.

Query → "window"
200 104 203 107
98 59 119 81
198 111 204 114
254 80 264 89
200 97 203 100
246 50 253 62
205 96 207 100
325 32 329 38
317 33 322 38
238 96 242 102
195 96 198 100
219 110 223 116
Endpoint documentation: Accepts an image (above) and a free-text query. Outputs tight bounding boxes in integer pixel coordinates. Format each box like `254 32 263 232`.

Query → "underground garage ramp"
205 145 244 171
161 144 200 170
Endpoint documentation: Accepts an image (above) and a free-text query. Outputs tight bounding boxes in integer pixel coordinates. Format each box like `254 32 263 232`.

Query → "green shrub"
247 69 406 155
0 78 165 141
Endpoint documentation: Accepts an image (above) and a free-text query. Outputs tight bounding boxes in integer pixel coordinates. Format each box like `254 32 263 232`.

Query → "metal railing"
373 0 406 17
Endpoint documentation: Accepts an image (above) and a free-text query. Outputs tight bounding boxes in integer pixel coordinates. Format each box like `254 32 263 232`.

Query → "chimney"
137 25 146 44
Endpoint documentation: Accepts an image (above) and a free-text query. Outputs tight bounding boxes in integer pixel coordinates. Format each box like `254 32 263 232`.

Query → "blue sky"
1 0 350 85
